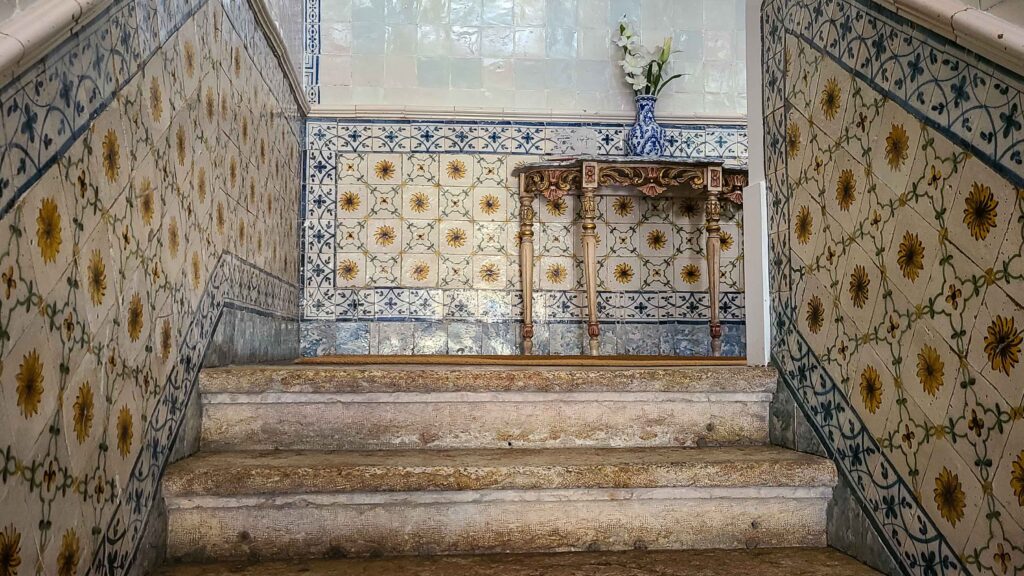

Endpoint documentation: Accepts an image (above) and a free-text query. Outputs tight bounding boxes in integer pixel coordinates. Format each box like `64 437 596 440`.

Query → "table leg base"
587 323 600 356
710 323 723 356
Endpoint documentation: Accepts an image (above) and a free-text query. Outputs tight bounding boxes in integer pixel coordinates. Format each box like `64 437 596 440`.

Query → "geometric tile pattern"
301 119 748 356
0 2 300 576
765 0 1024 574
302 0 320 104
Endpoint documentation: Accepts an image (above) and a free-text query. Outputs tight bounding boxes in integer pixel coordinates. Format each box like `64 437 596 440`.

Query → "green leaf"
655 73 684 96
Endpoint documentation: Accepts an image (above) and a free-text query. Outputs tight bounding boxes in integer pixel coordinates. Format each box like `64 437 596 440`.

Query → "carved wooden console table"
511 157 747 356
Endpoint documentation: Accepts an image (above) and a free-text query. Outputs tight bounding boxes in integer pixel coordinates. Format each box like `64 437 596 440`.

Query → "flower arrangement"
615 19 681 96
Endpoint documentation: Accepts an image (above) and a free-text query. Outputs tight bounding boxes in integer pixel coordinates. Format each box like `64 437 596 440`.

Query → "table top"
510 155 748 177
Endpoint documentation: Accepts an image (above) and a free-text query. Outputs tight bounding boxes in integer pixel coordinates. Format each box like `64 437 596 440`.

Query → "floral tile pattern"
301 119 748 356
0 0 301 574
766 0 1024 574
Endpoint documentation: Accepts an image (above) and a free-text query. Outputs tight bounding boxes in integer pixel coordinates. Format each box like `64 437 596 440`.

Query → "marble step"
199 365 778 450
155 548 881 576
162 446 835 563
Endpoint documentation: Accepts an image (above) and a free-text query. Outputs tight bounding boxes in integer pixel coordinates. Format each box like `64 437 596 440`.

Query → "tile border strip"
304 118 750 159
772 331 964 575
303 0 319 105
87 252 298 575
0 0 114 87
787 0 1024 188
871 0 1024 78
304 288 746 323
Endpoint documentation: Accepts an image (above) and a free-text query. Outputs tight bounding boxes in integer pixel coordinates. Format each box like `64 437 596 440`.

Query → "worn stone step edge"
198 398 770 451
154 547 882 576
164 496 829 561
198 365 778 395
201 391 775 405
161 446 837 498
165 486 835 510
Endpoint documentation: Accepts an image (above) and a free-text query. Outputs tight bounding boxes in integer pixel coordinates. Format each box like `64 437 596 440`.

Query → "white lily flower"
611 20 683 95
619 59 645 76
627 75 648 90
618 19 634 37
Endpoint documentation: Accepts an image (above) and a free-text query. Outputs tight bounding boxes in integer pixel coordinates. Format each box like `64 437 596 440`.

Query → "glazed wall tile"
0 0 301 573
303 0 748 117
765 0 1024 573
300 118 748 356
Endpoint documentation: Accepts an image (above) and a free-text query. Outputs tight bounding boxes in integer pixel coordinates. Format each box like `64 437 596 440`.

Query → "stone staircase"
155 364 880 574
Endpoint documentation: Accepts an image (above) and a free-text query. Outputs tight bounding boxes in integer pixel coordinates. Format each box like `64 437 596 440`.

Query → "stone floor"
155 548 882 575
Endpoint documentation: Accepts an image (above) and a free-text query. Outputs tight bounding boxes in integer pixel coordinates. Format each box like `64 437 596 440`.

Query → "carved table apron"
511 157 746 356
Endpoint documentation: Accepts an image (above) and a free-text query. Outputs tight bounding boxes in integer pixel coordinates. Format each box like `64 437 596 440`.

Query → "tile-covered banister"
0 0 307 221
0 0 113 86
872 0 1024 77
764 0 1024 574
301 118 749 357
0 0 301 576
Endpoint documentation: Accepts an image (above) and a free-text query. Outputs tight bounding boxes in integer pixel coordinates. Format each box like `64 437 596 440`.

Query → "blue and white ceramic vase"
625 95 665 157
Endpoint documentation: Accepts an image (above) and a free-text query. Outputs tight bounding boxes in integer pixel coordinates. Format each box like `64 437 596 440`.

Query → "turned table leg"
581 189 600 355
705 174 723 356
519 182 536 355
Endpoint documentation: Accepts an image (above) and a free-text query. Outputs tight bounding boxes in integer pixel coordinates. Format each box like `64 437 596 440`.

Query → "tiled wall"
0 0 300 574
302 0 747 117
764 0 1024 574
264 0 305 80
301 120 748 356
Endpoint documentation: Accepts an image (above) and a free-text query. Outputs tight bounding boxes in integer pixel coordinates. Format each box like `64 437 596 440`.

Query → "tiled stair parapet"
198 366 777 451
162 446 837 496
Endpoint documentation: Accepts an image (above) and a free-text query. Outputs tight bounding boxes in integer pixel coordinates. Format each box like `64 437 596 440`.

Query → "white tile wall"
0 0 41 23
263 0 305 79
306 0 747 117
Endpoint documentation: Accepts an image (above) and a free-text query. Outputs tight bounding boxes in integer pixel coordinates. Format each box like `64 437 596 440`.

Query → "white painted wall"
742 0 768 366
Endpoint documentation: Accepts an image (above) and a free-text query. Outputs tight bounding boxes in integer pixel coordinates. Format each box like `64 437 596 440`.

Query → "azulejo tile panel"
0 0 300 574
300 118 748 356
765 0 1024 574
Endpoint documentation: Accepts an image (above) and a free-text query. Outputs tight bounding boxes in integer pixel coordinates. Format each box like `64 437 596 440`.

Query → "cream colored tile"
920 439 986 555
848 343 897 439
440 154 475 186
336 253 367 287
368 153 403 185
946 156 1015 271
472 186 507 221
967 284 1024 406
867 101 923 199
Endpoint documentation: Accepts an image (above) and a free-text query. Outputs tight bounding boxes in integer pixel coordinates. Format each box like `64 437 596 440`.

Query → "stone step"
162 446 835 562
199 365 777 450
163 446 835 497
199 365 779 394
155 547 882 576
